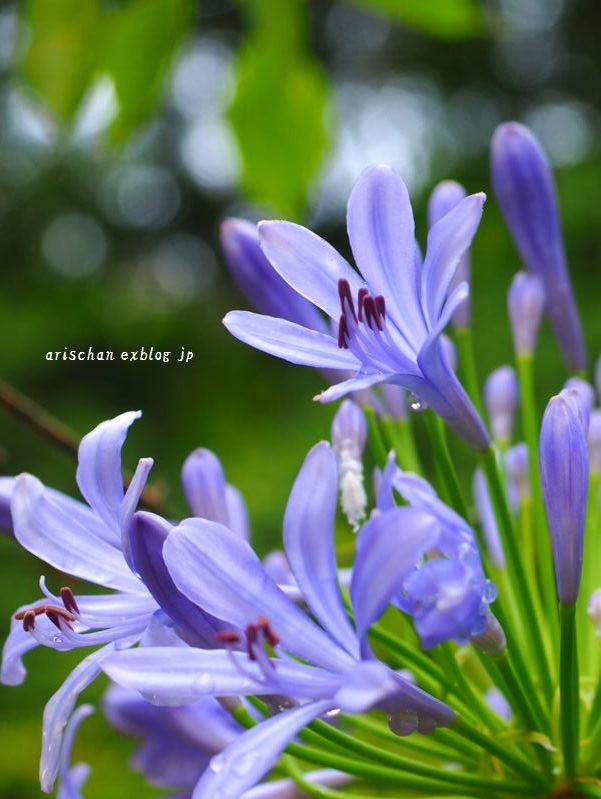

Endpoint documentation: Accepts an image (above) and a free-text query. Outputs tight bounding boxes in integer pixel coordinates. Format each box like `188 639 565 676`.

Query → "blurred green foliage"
1 0 601 796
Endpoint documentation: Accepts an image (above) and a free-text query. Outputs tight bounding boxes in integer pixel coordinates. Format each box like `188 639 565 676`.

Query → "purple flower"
428 180 471 329
102 441 454 797
505 442 530 511
540 389 589 605
507 271 545 357
377 459 499 649
224 165 489 450
491 122 586 371
484 366 519 445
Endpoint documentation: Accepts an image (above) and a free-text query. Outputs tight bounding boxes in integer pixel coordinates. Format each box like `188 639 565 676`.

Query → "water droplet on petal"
210 753 226 773
326 708 341 717
409 393 427 412
52 634 63 645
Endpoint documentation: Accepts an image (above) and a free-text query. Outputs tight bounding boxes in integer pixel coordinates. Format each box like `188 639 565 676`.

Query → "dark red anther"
60 586 80 614
245 623 258 660
216 630 240 645
375 295 386 320
22 610 36 632
257 616 280 648
337 314 349 349
337 279 357 322
357 288 368 322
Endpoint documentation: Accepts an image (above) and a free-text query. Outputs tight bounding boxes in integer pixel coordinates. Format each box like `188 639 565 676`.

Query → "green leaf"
98 0 192 142
22 0 100 121
228 0 331 219
346 0 483 39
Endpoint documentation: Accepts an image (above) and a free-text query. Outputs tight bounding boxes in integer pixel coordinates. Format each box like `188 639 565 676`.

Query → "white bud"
331 400 367 528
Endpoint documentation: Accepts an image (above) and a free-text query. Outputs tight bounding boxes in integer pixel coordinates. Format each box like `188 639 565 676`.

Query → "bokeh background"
1 0 600 796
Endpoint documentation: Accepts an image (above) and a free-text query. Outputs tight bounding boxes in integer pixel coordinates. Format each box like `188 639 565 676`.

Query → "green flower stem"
455 326 485 418
364 405 388 468
304 716 535 796
560 602 580 777
453 717 549 792
516 354 559 649
479 445 554 701
424 411 470 521
381 416 422 473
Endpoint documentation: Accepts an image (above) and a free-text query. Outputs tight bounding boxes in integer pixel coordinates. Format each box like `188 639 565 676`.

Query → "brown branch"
0 378 170 516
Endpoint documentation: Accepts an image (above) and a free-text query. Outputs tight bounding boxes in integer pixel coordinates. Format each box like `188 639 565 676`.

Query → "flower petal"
56 704 93 799
243 769 351 799
0 476 14 536
284 442 358 657
351 507 439 653
126 512 226 648
258 220 364 321
421 193 485 324
101 647 342 705
40 643 123 792
225 485 250 540
347 165 425 348
315 372 386 404
224 312 360 370
192 700 334 799
182 449 230 525
163 519 354 673
11 475 143 593
76 410 142 532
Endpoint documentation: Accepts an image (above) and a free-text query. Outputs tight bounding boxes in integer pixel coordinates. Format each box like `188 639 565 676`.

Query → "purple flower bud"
540 390 589 604
473 469 505 568
484 366 519 444
485 687 512 721
588 409 601 473
505 442 530 510
428 180 470 329
491 122 586 371
588 589 601 637
470 611 506 656
220 218 326 332
507 271 545 357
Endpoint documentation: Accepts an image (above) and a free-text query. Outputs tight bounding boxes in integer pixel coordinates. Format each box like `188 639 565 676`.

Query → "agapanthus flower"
377 458 500 651
223 165 489 450
507 271 545 358
491 122 586 371
102 441 455 797
484 366 519 445
540 389 589 605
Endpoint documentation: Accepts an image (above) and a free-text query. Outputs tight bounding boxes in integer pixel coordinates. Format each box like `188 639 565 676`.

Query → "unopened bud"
331 400 367 528
505 443 530 510
484 366 518 444
471 612 506 656
507 271 545 357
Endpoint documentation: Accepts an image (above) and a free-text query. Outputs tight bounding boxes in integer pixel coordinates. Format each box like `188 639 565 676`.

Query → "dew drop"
409 393 427 412
210 753 226 773
52 634 63 645
326 708 341 717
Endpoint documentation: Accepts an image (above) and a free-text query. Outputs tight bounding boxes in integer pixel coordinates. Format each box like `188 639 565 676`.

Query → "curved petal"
163 519 354 673
11 475 143 593
126 512 226 648
347 165 425 348
351 507 439 654
421 193 485 324
40 643 121 792
1 607 50 685
0 476 14 536
224 312 360 370
56 704 93 799
315 372 386 404
119 457 154 540
192 700 334 799
284 443 358 657
76 411 142 531
258 221 364 321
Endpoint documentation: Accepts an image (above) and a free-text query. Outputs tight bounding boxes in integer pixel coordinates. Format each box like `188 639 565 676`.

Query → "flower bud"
588 589 601 637
473 469 505 568
504 442 530 510
484 366 518 445
331 400 367 528
470 612 506 656
540 390 589 604
220 218 325 331
428 180 470 329
588 410 601 474
507 271 545 357
485 688 512 721
491 122 587 371
564 378 594 430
